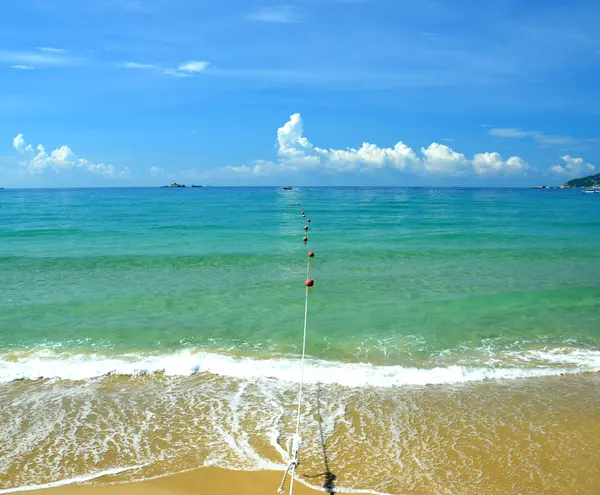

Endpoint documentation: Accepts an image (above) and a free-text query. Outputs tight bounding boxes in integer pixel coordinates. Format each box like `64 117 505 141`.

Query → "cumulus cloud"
230 113 530 178
472 152 529 176
149 166 165 176
549 155 595 176
421 143 468 175
12 134 128 178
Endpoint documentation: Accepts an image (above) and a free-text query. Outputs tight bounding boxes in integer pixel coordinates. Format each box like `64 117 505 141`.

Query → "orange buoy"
305 279 315 287
308 251 315 258
303 236 308 242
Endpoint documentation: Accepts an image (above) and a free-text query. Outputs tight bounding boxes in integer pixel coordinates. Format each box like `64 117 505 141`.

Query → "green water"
1 187 599 368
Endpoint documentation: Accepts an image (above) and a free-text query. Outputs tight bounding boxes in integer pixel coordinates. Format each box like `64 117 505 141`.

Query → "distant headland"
562 172 600 188
533 172 600 189
160 183 203 188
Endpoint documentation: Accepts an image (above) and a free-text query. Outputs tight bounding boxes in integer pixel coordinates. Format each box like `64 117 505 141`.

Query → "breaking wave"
1 347 599 386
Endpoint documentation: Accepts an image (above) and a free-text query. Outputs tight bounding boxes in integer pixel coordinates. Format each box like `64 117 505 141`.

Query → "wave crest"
1 347 599 386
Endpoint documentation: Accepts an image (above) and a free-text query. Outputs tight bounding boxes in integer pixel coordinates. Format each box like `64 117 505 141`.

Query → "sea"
1 187 599 494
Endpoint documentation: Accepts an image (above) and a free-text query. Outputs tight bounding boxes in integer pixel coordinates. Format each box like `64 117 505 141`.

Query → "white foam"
0 465 147 494
1 347 599 387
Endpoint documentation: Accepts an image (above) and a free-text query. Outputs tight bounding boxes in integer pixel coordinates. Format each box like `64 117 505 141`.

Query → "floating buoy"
303 236 308 242
307 219 311 223
302 213 306 217
305 279 315 287
308 251 315 258
304 225 309 231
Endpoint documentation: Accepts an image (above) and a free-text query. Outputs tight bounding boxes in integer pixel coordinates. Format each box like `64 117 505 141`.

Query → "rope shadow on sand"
301 383 337 494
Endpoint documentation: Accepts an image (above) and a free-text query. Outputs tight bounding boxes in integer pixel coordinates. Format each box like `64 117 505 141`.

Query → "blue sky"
1 0 599 187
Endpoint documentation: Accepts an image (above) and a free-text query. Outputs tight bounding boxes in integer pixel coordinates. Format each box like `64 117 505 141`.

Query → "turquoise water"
2 187 600 494
1 187 600 369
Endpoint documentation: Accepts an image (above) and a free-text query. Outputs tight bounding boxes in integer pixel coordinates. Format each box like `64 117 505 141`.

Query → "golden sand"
3 374 600 495
40 468 335 495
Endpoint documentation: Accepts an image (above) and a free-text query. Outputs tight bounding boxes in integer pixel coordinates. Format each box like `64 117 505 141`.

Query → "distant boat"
583 189 600 194
282 186 293 190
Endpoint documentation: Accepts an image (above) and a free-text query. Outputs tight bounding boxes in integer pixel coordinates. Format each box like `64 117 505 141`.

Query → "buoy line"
278 203 314 495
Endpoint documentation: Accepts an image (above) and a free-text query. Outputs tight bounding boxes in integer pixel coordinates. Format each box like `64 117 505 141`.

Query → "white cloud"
421 143 469 175
11 65 35 70
13 133 33 152
0 50 77 67
472 152 529 176
178 61 210 73
122 61 159 70
122 60 209 77
11 134 128 178
549 155 595 176
489 127 581 147
36 47 67 53
229 113 529 178
149 166 165 176
246 6 301 23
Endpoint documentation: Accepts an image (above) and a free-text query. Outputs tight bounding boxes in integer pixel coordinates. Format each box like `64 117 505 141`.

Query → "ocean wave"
1 347 599 386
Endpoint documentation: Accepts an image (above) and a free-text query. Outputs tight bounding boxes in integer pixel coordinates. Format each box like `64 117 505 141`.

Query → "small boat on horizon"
282 186 293 190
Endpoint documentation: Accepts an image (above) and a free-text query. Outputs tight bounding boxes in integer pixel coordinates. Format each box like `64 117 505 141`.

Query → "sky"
1 0 600 187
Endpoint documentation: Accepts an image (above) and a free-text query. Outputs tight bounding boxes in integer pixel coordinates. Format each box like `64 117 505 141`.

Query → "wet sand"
41 468 336 495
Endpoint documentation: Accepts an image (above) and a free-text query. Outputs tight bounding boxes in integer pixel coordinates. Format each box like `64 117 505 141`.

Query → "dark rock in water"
161 183 186 188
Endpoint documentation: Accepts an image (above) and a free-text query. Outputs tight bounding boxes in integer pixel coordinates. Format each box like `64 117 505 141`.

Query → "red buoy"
308 251 315 258
305 279 315 287
303 236 308 242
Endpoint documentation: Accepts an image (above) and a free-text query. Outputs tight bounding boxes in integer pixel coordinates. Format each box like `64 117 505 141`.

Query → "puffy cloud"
230 113 530 178
13 133 32 152
472 152 529 176
549 155 595 176
11 134 128 178
421 143 468 175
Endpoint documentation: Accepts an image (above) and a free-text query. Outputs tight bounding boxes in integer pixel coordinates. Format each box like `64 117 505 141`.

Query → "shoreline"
33 467 362 495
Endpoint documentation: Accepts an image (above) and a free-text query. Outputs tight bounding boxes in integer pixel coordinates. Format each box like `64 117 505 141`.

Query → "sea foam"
1 347 599 386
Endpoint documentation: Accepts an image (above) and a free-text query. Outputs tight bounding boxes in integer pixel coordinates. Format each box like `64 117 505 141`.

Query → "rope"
278 205 312 495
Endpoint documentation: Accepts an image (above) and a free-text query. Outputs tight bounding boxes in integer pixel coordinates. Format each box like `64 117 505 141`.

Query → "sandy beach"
41 468 334 495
